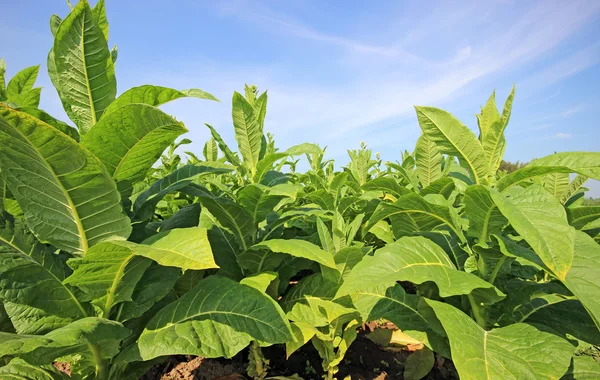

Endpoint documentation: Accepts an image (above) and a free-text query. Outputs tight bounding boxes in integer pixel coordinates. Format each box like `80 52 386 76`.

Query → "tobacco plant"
1 1 600 380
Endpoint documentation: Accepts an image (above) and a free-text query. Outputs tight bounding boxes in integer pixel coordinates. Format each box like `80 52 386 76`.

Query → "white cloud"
555 133 572 139
560 104 586 117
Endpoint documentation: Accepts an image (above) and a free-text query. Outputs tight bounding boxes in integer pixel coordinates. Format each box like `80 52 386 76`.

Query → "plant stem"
88 343 108 380
488 256 507 285
468 294 487 329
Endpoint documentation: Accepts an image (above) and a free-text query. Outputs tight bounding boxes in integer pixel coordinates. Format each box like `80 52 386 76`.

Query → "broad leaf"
0 358 70 380
182 184 256 250
116 262 180 322
232 91 262 176
64 242 152 317
415 134 442 187
426 299 574 380
364 193 464 242
0 212 88 334
480 86 515 175
139 227 218 270
415 106 488 183
6 66 39 99
138 275 292 360
81 104 188 193
563 231 600 329
336 236 504 301
247 239 336 269
497 152 600 191
102 85 218 118
464 185 507 243
132 163 233 221
491 185 574 279
53 0 116 132
0 110 131 254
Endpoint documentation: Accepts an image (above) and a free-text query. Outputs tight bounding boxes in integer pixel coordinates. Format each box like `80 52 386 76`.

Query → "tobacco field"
0 1 599 379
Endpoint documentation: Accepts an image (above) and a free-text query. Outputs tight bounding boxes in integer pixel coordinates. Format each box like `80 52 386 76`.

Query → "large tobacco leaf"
81 104 188 194
426 299 574 380
415 106 488 183
0 212 88 334
102 85 218 118
336 236 504 301
0 110 131 254
53 0 116 133
138 275 292 360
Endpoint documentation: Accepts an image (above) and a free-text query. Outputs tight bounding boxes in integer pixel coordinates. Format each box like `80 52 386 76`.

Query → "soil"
136 326 458 380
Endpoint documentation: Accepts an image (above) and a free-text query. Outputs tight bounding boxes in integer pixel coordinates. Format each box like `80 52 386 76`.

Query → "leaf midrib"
420 110 482 184
0 235 87 317
9 117 88 252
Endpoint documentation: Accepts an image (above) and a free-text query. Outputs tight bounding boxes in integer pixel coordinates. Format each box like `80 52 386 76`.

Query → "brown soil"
141 356 246 380
140 327 458 380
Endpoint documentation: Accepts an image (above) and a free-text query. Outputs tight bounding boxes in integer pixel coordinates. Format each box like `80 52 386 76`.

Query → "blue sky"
2 0 600 195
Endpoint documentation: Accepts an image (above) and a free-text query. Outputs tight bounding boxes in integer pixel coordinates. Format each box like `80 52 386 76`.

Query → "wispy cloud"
555 132 572 139
560 104 586 117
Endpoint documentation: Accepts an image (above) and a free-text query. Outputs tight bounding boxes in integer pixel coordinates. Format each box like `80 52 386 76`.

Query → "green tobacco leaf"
426 299 574 380
564 231 600 329
6 66 39 99
0 109 131 254
205 124 244 170
139 227 218 270
132 163 233 221
567 206 600 230
514 295 600 345
9 106 80 141
50 15 62 36
361 177 410 197
64 242 152 316
254 143 322 183
321 247 364 285
316 217 334 253
464 185 507 243
238 184 286 224
480 86 515 175
182 184 256 250
138 275 292 360
561 175 588 204
351 284 435 341
232 91 262 176
491 185 574 280
239 271 278 293
0 58 6 100
280 273 339 312
336 236 504 301
102 85 218 118
8 88 41 108
415 106 488 183
562 356 600 380
91 0 109 41
0 212 88 334
247 239 336 269
0 358 70 380
497 152 600 191
81 104 188 193
364 193 464 242
116 262 180 322
542 172 570 199
415 134 442 187
0 317 129 368
53 0 116 133
404 347 435 380
476 91 500 139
